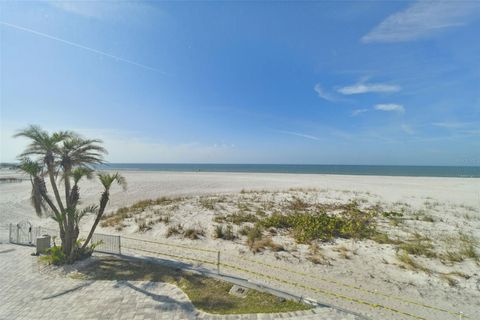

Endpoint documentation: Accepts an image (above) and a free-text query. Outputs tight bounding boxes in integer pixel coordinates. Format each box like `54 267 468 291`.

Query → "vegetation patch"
214 211 259 225
214 224 236 240
74 256 311 314
396 251 431 273
261 201 377 243
440 232 479 263
101 196 183 227
184 227 206 240
397 235 436 258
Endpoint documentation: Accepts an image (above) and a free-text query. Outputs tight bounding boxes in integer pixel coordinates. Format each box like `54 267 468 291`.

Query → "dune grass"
73 256 311 314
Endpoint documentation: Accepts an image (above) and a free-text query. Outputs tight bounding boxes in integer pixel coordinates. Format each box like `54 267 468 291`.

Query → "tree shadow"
114 280 201 314
42 281 94 300
0 248 16 254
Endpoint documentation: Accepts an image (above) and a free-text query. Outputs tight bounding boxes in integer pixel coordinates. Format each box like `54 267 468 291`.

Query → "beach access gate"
4 222 121 255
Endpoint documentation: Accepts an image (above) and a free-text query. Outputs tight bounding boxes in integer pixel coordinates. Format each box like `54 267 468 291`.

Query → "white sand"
1 170 479 319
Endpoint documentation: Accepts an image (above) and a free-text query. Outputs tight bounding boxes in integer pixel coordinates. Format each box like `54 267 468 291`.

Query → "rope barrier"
122 237 466 319
239 256 465 318
123 245 432 320
122 236 217 253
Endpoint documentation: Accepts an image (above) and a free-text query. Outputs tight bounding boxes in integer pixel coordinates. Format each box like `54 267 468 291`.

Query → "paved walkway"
0 244 355 320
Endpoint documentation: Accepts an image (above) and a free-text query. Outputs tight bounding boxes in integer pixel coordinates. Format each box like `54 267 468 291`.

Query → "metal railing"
4 224 121 255
0 224 10 244
2 224 469 320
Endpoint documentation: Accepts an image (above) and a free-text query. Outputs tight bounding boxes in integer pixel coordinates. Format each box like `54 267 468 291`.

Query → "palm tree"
59 137 107 207
15 126 74 214
57 137 107 256
82 173 127 249
15 125 126 262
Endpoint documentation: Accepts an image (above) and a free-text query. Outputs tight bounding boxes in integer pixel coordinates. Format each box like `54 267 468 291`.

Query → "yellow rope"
123 245 432 320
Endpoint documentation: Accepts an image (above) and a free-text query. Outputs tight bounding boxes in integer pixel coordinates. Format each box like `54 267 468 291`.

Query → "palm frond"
17 158 43 176
72 167 94 184
98 172 127 191
76 205 99 223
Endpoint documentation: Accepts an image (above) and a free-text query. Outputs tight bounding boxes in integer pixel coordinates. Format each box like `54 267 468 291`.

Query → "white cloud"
401 124 414 135
47 0 162 22
374 103 405 113
314 84 336 102
49 1 103 19
432 122 469 129
338 82 401 95
362 0 480 43
277 130 321 141
351 109 369 116
0 124 236 163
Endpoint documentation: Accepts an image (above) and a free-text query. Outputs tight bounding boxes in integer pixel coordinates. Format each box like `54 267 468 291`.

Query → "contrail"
0 21 165 74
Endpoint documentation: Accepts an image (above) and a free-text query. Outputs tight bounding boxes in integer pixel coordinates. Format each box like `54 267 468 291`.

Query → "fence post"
217 251 220 274
118 236 122 255
9 223 12 243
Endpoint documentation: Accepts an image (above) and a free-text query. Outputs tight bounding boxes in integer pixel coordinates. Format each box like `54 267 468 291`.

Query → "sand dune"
1 170 479 319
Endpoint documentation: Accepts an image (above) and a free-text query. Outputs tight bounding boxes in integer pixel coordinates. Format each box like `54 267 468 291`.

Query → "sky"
1 0 479 166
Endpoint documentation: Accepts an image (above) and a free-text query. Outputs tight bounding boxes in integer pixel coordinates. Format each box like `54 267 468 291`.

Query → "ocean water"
96 163 480 178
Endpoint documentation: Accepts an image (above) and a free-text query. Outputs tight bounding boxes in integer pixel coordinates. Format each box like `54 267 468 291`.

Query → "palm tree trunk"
47 163 65 213
82 192 109 249
46 160 69 253
64 170 72 209
40 189 65 236
63 167 75 257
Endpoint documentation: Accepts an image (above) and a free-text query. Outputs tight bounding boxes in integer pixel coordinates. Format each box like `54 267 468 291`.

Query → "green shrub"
41 245 66 265
166 224 183 238
398 239 436 258
184 227 205 240
238 225 252 236
213 225 224 239
250 237 284 253
224 224 235 240
382 211 403 218
247 224 263 248
213 224 235 240
261 205 377 243
199 198 216 210
137 219 152 232
287 197 309 211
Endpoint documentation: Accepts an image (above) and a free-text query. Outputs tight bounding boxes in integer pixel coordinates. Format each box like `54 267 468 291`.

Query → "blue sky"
1 0 479 165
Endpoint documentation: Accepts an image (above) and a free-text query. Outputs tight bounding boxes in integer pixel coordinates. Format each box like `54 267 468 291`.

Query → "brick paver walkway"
0 244 356 320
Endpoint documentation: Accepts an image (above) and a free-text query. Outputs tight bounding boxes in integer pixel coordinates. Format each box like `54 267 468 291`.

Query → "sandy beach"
1 170 479 319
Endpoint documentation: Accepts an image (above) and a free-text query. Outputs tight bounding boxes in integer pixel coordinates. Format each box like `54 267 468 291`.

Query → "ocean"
96 163 480 178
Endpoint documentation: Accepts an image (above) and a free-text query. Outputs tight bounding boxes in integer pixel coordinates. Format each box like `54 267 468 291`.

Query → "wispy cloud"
432 122 469 129
47 0 161 22
401 124 414 135
374 103 405 113
48 1 104 19
362 1 480 43
0 21 165 73
351 108 369 116
314 84 336 102
277 130 321 141
337 82 401 95
1 123 236 163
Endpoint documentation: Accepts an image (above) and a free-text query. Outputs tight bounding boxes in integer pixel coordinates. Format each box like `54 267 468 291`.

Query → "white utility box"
36 235 51 254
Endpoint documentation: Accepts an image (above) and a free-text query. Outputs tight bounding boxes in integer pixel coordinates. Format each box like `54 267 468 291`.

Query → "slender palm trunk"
82 191 109 249
42 194 65 234
63 166 75 257
47 163 65 214
64 170 72 208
